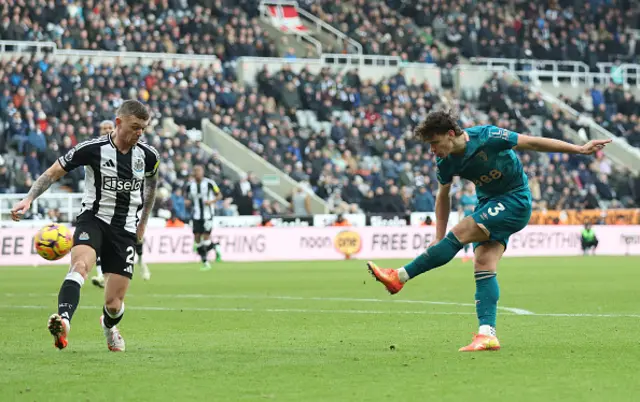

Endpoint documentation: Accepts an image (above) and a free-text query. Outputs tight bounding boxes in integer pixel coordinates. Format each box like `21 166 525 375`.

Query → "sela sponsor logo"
102 177 143 192
369 215 408 227
270 217 311 227
213 216 261 228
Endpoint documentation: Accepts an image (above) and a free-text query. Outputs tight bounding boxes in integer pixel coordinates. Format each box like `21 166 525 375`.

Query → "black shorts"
192 219 213 235
73 212 137 279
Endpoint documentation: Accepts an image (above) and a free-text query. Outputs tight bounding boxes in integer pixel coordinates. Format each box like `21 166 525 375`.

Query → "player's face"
428 132 455 158
194 166 204 180
100 123 114 136
116 116 149 145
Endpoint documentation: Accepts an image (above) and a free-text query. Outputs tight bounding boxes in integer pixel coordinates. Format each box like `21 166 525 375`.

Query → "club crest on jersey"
133 158 144 173
78 232 90 241
476 151 488 161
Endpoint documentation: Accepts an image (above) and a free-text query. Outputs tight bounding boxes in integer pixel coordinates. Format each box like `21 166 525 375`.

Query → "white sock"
397 267 410 284
203 239 212 248
96 264 103 278
478 325 496 337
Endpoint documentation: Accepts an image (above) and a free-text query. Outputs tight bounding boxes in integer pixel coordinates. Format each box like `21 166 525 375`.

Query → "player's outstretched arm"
514 134 612 155
433 183 452 243
10 162 67 221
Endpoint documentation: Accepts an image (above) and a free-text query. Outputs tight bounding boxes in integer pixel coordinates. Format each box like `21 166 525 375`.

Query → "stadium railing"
0 40 223 70
0 193 83 223
236 56 442 86
471 57 640 88
258 0 363 55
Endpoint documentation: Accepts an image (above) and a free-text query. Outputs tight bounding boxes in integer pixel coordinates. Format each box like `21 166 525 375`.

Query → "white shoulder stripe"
137 141 160 159
75 137 109 151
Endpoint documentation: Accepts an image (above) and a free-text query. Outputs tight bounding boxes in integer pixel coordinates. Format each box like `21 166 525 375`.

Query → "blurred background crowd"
0 0 639 222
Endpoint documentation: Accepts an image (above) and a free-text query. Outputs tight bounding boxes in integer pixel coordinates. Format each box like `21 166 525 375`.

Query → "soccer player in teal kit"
367 111 611 352
458 182 478 263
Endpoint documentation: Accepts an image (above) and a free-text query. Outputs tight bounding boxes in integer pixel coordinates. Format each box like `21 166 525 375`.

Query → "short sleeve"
486 126 519 151
139 143 160 177
436 159 454 185
57 142 94 172
209 180 221 195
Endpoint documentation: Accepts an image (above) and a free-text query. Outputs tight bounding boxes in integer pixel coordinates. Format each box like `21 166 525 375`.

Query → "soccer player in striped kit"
92 120 151 288
12 100 160 352
185 164 222 271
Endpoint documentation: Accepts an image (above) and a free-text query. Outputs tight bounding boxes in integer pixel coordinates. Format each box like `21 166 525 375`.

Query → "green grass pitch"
1 257 639 401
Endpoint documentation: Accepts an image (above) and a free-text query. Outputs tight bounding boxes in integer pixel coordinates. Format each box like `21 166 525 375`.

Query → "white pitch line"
1 292 536 315
0 305 477 316
0 304 639 318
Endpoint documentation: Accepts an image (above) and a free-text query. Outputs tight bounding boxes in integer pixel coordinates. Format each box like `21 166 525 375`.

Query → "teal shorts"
471 191 532 250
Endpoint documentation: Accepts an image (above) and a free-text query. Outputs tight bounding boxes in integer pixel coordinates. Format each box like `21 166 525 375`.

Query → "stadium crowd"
0 56 274 220
1 0 639 219
0 0 280 59
249 65 639 213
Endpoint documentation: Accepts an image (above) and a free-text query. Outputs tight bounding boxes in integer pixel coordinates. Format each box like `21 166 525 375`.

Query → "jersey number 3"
487 202 506 217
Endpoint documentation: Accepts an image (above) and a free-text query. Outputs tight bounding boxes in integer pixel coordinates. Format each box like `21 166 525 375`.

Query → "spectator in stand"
0 0 280 58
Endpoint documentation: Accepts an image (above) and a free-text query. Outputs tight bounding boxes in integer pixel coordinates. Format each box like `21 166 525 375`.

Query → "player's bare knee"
474 256 496 273
105 297 123 315
70 260 90 279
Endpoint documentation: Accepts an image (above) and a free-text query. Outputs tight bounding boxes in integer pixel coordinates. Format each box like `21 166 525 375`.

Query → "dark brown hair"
116 99 150 121
413 110 463 141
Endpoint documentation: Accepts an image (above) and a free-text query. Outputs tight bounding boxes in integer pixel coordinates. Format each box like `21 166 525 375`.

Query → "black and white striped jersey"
58 135 160 234
185 178 220 221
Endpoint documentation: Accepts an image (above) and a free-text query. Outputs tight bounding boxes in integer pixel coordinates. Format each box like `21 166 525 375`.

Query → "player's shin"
58 271 85 323
398 232 464 282
197 242 208 263
102 303 125 329
475 270 499 336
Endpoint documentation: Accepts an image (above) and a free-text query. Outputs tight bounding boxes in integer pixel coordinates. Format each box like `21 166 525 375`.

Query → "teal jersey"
460 193 478 215
436 125 530 202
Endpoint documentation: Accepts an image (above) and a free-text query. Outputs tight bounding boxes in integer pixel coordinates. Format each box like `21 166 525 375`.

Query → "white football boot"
100 315 125 352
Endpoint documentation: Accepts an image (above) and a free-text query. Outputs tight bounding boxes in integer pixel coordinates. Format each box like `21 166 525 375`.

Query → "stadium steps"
256 20 319 58
201 118 330 214
161 118 292 210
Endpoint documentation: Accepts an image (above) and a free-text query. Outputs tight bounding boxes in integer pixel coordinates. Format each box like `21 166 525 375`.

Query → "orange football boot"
459 334 501 352
47 314 69 350
367 261 404 295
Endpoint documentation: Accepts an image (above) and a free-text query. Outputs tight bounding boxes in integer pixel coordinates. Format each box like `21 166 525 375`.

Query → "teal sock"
463 244 470 253
404 232 463 279
474 271 499 328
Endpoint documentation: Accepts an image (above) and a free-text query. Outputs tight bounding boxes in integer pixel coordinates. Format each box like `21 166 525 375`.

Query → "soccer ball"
34 223 73 261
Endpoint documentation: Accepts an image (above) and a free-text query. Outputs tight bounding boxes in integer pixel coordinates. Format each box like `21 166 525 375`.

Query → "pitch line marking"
1 292 535 315
0 305 477 316
0 304 640 318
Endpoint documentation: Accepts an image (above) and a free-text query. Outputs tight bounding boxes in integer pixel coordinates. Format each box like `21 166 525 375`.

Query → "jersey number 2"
487 202 506 217
125 246 136 264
